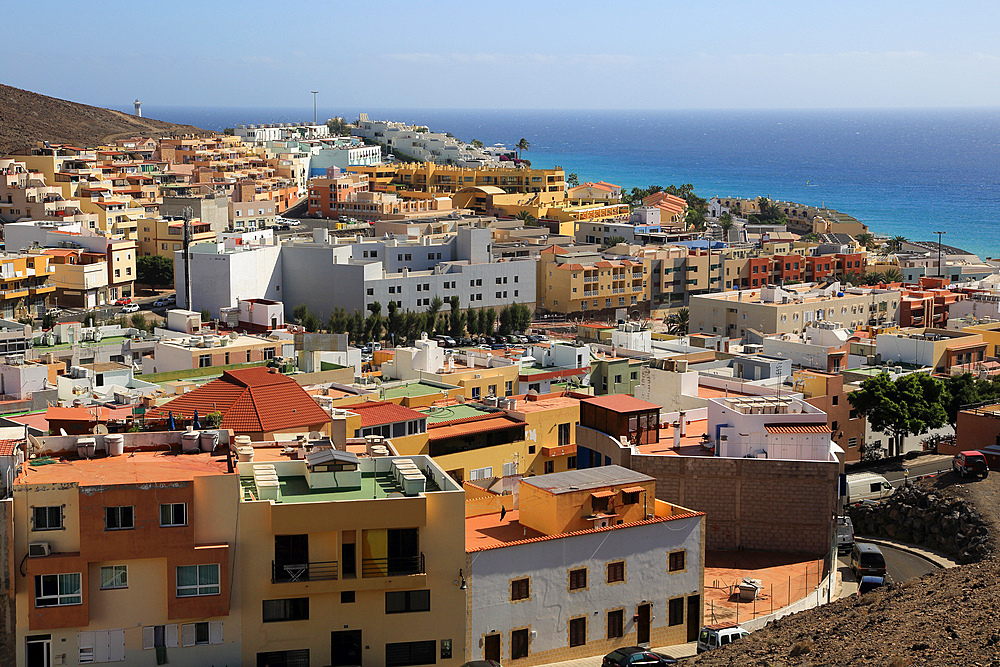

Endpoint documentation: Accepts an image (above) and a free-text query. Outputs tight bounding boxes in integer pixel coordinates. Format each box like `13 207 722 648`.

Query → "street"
837 541 938 597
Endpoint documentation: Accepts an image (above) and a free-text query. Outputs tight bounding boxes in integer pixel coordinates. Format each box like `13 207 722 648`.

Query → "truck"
845 472 895 505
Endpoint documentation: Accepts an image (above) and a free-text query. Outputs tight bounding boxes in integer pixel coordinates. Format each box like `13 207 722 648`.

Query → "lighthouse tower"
134 99 142 117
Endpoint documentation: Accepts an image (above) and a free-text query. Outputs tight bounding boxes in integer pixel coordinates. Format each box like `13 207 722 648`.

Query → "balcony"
362 553 425 578
0 288 29 300
29 285 56 296
272 560 339 584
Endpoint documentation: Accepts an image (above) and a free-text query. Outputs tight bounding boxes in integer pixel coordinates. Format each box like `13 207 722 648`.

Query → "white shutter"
109 629 125 662
142 627 154 651
208 621 223 645
165 624 179 648
78 631 95 663
181 623 196 648
94 630 111 663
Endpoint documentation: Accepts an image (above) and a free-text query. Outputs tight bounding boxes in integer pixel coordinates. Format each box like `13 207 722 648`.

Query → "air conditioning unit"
28 542 50 558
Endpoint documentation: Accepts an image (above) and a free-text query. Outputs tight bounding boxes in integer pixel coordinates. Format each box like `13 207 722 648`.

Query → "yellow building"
237 448 466 667
537 246 650 315
138 217 217 258
351 162 566 198
962 321 1000 359
0 252 55 319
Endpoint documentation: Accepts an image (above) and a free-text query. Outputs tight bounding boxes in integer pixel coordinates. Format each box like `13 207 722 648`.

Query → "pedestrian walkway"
533 641 698 667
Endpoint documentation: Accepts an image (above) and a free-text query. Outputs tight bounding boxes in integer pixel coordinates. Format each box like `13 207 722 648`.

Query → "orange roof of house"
348 401 425 427
149 368 330 433
0 439 22 456
14 450 230 486
45 406 110 422
764 424 830 434
427 414 524 441
582 394 660 413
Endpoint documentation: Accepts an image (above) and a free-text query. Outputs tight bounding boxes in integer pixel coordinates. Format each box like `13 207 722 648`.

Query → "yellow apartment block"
537 246 650 315
138 217 217 258
351 162 566 197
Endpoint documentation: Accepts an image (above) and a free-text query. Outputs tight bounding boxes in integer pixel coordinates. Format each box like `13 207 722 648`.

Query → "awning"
621 486 645 494
591 490 614 499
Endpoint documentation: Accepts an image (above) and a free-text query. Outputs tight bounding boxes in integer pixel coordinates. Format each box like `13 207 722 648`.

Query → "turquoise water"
125 105 1000 259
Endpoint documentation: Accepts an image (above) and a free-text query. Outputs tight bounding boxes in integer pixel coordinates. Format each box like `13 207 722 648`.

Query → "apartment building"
350 162 566 198
138 217 216 258
897 277 968 327
0 159 99 229
307 168 456 221
537 246 649 316
689 283 901 340
229 199 276 231
794 369 866 463
12 431 240 667
353 116 494 166
760 321 852 373
465 466 704 665
140 330 288 375
875 327 986 374
236 448 466 667
0 253 56 319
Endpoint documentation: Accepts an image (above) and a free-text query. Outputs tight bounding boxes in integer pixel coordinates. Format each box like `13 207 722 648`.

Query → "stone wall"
631 455 839 554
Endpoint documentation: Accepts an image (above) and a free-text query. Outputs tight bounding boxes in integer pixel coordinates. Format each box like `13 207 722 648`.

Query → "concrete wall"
176 244 283 313
630 455 839 554
0 498 13 662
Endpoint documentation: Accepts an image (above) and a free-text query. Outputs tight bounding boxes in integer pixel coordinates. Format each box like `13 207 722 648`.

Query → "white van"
846 472 894 505
698 623 749 653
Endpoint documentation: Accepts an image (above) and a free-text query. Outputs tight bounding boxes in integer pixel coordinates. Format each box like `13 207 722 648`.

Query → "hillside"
0 83 213 154
693 473 1000 666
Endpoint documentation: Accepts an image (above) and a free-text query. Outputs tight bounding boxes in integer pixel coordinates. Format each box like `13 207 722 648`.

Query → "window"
32 506 62 531
385 589 430 614
544 461 554 474
100 565 128 590
263 598 309 622
614 374 622 385
569 568 587 590
469 466 493 481
105 506 133 531
848 437 858 448
160 503 187 526
668 550 686 572
181 621 222 646
567 455 576 469
668 597 684 626
471 386 480 399
511 628 529 659
35 573 82 607
607 609 624 639
511 578 529 601
558 423 571 447
622 490 640 505
198 354 211 368
256 649 310 667
607 561 624 583
385 640 436 667
176 564 220 597
569 617 587 647
832 421 839 432
78 629 125 663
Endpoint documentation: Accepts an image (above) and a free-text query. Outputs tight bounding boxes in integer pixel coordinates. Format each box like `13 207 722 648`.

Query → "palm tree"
882 268 903 283
515 210 538 226
855 233 875 251
887 235 908 253
516 138 530 159
667 308 689 335
719 213 734 242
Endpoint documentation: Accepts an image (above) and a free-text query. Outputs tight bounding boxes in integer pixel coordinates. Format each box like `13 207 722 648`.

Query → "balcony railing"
361 553 425 578
272 560 339 583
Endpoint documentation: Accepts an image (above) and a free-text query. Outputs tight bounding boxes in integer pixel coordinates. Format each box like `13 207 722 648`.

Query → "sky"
4 0 1000 110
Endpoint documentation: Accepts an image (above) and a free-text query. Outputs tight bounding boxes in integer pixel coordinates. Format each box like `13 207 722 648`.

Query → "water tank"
181 430 200 453
105 434 125 457
76 436 96 460
199 431 219 453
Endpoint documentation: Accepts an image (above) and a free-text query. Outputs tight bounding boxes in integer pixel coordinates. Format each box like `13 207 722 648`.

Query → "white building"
353 115 496 166
761 321 851 372
707 395 841 461
308 144 383 176
465 466 704 665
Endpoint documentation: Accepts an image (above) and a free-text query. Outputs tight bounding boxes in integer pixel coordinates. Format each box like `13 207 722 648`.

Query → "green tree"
514 210 538 226
667 308 689 335
498 305 515 336
425 296 443 335
366 301 383 342
137 255 174 290
349 310 364 344
200 309 211 323
483 308 497 335
601 236 628 250
513 303 532 333
471 139 484 149
385 302 402 343
223 128 235 136
326 117 353 136
886 235 908 253
848 372 948 458
448 296 465 338
566 172 579 187
516 137 530 159
882 268 903 283
130 313 149 332
327 307 348 334
719 212 735 242
748 197 787 225
42 312 58 330
465 308 479 337
293 304 310 324
855 233 875 250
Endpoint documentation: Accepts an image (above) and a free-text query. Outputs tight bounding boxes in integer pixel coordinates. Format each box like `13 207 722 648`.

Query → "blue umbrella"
192 410 201 429
167 411 175 431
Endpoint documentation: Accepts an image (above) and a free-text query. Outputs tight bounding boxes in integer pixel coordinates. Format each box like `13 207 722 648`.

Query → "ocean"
116 105 1000 259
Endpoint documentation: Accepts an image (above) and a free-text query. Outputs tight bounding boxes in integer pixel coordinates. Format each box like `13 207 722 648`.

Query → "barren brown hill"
0 83 213 154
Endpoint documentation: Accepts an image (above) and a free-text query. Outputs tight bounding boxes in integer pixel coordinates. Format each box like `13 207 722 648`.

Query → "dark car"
460 662 501 667
953 450 989 478
858 575 886 593
850 542 887 579
603 647 677 667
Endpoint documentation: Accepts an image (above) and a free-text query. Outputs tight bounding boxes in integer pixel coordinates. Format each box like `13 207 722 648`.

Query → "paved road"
878 543 938 583
883 459 952 486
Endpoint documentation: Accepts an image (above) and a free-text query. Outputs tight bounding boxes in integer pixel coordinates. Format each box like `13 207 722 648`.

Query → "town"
2 113 1000 667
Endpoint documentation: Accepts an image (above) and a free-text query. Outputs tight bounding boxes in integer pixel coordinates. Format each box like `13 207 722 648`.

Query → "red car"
115 297 132 306
953 450 989 478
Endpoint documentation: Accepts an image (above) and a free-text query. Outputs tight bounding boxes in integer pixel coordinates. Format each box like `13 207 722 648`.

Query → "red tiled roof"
427 414 525 441
764 423 830 434
348 401 424 428
621 486 646 494
149 368 329 433
0 439 21 456
583 394 661 413
591 490 614 498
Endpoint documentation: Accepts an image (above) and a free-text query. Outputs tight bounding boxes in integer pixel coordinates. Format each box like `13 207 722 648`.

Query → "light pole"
311 91 319 125
934 230 946 279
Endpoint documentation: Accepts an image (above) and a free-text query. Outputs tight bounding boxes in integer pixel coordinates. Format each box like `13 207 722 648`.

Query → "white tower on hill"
134 99 142 117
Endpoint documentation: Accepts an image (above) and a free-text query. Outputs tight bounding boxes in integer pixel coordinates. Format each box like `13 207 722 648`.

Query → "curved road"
837 542 938 598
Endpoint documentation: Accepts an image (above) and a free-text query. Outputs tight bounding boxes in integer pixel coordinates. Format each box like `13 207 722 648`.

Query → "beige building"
537 246 650 315
139 217 216 258
689 283 901 340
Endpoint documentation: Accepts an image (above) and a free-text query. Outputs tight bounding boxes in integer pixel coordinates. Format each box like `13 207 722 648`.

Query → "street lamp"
934 230 946 278
311 91 319 125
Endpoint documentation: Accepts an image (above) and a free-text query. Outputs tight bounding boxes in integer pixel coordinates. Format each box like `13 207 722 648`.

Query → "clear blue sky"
4 0 999 110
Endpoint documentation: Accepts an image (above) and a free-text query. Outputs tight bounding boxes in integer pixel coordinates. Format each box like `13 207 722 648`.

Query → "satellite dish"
59 428 68 436
456 395 466 404
27 433 42 455
229 331 239 341
93 424 109 435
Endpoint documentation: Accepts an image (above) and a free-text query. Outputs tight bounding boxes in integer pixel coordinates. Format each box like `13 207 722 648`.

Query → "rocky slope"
692 473 1000 666
0 83 212 154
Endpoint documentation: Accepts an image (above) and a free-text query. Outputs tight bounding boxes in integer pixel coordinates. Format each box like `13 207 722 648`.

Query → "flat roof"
582 394 661 413
382 381 451 399
511 395 580 414
521 465 653 495
261 469 441 503
421 404 485 424
16 451 230 486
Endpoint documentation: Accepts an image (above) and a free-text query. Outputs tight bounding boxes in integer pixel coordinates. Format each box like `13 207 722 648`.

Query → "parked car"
460 662 501 667
953 450 989 478
121 303 140 313
836 515 855 554
603 647 677 666
166 294 176 304
846 472 895 505
858 575 886 594
850 542 887 579
152 298 169 307
114 297 132 306
697 623 749 653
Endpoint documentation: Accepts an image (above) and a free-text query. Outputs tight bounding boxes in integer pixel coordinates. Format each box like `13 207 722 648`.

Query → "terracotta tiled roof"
764 423 830 434
0 439 21 456
348 401 424 428
150 368 330 433
427 414 524 441
582 394 661 413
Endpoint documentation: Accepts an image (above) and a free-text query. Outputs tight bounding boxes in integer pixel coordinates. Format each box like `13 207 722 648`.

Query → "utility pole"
311 91 319 125
182 206 193 311
934 230 946 279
